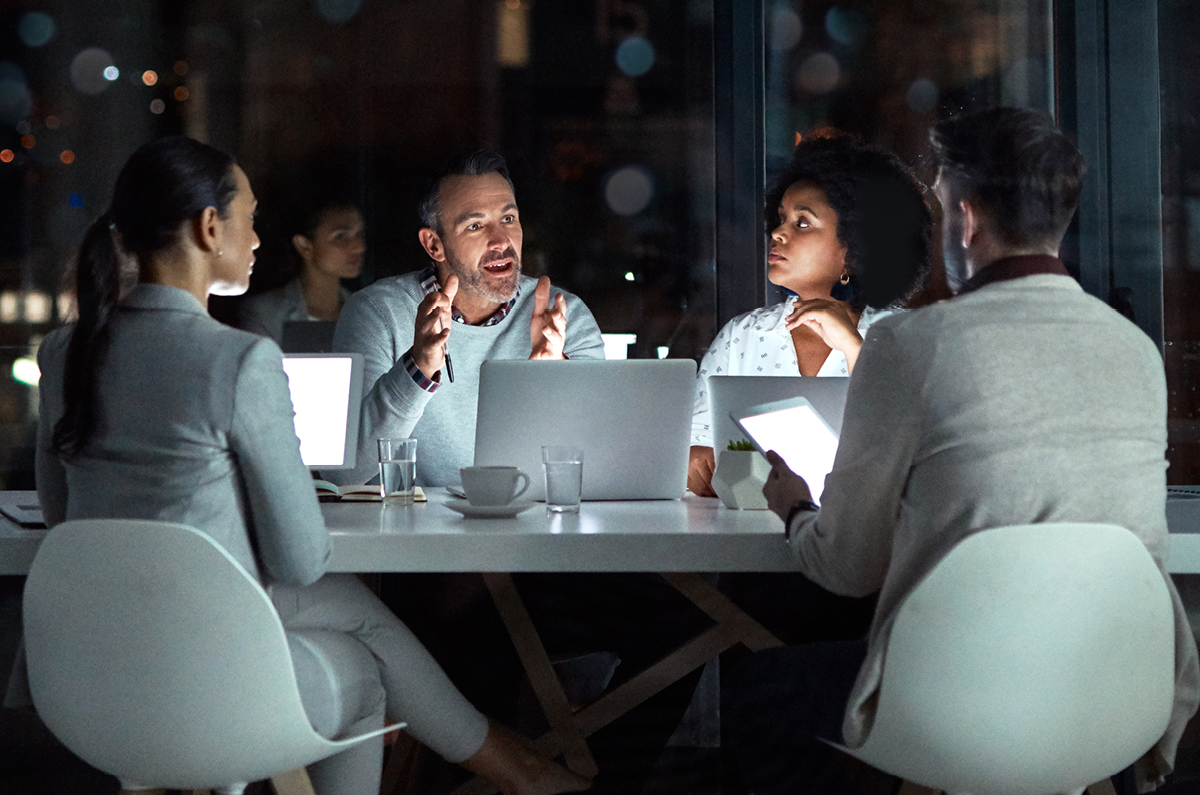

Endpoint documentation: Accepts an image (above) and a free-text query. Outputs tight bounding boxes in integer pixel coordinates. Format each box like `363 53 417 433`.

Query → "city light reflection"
11 358 39 388
70 48 117 95
17 12 55 48
604 166 654 217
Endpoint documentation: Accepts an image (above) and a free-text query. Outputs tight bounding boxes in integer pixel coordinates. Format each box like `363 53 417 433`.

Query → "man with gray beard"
331 149 604 486
333 150 708 794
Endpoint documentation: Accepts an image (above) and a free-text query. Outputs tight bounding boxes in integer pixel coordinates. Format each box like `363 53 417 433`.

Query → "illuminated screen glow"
734 400 839 503
281 356 354 467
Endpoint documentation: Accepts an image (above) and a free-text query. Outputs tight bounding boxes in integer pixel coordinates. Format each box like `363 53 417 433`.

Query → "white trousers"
271 574 490 795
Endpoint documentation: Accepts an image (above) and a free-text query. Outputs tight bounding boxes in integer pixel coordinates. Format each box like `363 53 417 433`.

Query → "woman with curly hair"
688 134 932 496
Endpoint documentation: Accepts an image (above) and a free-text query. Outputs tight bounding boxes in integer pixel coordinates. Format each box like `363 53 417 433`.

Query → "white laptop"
707 375 849 452
281 353 365 471
474 360 696 501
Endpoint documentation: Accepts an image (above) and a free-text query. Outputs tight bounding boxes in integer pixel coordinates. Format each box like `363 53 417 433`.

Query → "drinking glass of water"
542 446 583 513
378 438 417 505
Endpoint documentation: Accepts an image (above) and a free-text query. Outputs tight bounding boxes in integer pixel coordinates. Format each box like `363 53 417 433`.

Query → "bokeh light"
0 63 31 125
0 150 13 163
825 6 867 45
173 61 188 76
769 5 803 52
45 115 60 129
0 293 17 323
142 70 158 86
615 37 656 78
15 119 30 135
316 0 364 24
0 77 32 126
604 166 655 217
17 12 56 48
103 65 120 81
149 99 165 114
68 193 84 208
796 52 840 94
20 134 35 149
60 150 75 164
12 357 40 386
174 86 189 101
71 48 118 95
906 78 939 114
24 292 51 323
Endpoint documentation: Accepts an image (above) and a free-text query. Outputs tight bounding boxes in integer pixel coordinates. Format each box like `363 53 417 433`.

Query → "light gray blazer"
36 283 330 587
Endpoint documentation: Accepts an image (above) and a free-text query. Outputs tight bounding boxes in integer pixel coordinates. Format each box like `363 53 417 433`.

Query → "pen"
444 347 454 383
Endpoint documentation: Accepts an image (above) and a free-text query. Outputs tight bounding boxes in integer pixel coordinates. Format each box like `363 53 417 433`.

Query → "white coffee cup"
459 466 531 506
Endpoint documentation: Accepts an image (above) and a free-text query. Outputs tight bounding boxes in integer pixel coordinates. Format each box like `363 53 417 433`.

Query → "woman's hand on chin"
785 298 864 373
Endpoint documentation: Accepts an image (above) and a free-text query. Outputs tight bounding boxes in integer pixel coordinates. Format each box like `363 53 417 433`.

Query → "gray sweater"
331 271 605 486
787 274 1200 788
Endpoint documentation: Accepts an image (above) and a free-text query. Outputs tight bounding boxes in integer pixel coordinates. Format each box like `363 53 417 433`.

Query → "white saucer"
442 501 537 519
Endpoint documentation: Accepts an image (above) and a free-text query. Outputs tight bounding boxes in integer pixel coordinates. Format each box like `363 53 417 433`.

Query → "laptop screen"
281 353 364 470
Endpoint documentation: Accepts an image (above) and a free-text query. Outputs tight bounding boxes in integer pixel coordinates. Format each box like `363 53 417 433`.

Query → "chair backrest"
853 523 1175 795
23 519 330 789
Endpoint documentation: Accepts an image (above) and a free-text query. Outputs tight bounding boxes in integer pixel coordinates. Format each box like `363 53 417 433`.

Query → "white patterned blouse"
690 296 891 447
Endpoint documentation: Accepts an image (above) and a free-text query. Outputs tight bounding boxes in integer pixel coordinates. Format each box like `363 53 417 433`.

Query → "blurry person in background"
237 193 365 345
688 134 932 496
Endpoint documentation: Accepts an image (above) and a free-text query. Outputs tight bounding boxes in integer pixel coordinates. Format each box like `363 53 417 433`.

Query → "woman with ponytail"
33 137 589 795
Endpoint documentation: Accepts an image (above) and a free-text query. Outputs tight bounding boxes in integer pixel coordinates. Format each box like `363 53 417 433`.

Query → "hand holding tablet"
730 397 840 504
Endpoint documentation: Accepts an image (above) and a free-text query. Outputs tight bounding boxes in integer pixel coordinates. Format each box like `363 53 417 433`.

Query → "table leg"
660 572 783 651
450 572 786 795
481 573 598 777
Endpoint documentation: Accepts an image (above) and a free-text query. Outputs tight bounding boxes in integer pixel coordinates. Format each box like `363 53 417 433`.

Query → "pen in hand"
444 346 454 383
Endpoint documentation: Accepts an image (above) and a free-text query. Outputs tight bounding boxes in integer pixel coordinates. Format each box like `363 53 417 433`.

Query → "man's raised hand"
412 274 458 379
529 275 567 360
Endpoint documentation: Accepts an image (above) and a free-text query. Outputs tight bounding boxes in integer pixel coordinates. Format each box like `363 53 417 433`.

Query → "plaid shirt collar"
419 264 519 327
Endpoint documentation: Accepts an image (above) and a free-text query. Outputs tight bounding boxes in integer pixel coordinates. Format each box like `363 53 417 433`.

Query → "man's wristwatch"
784 499 820 539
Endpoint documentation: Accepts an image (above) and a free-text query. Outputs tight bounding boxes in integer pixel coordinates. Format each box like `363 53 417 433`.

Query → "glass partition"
0 0 718 487
1160 0 1200 483
761 0 1053 307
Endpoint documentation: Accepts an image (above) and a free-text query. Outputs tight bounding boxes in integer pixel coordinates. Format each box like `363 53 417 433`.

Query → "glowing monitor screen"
731 397 840 504
281 354 363 470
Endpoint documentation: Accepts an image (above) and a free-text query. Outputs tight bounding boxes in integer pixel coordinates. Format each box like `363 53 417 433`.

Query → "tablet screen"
732 397 839 503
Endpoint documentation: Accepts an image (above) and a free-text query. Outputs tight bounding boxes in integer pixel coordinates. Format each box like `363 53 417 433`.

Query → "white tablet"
731 397 840 504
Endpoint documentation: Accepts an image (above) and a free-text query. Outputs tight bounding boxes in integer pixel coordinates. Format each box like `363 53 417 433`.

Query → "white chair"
22 519 402 795
833 523 1176 795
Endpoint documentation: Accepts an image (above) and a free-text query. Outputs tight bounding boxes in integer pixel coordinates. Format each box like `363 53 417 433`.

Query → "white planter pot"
711 449 771 510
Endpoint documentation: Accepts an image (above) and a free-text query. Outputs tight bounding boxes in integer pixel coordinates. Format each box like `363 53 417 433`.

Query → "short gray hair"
417 149 515 235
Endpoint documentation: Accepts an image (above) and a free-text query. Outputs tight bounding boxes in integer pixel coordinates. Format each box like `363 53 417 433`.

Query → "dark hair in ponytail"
53 136 239 457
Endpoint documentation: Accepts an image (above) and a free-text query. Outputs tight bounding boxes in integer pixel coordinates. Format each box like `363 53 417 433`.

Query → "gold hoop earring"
839 271 850 285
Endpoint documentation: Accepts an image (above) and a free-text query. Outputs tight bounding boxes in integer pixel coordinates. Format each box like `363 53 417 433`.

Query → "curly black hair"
765 134 933 312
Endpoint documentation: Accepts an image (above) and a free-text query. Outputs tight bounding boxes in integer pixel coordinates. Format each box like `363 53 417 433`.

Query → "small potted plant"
710 440 772 510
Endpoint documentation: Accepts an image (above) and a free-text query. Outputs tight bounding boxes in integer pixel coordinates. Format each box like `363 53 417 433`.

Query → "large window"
3 0 1200 489
0 0 718 487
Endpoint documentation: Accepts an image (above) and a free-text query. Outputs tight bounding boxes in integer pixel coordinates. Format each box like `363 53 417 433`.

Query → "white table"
7 489 1200 574
322 489 797 573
